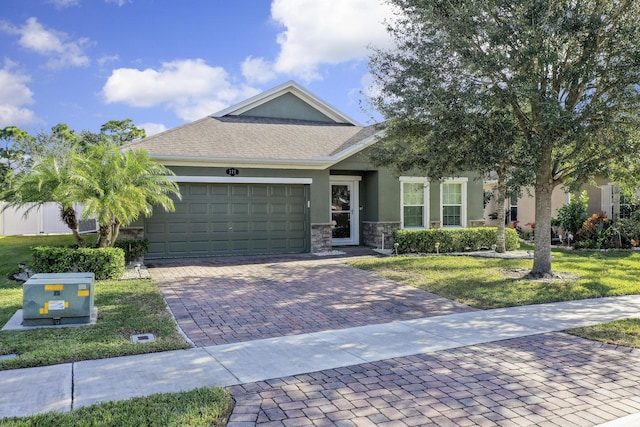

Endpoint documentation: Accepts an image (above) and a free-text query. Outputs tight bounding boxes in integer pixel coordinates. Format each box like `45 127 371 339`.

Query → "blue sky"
1 0 395 137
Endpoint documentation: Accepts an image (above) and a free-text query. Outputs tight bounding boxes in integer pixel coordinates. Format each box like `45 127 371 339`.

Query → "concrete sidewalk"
1 295 640 421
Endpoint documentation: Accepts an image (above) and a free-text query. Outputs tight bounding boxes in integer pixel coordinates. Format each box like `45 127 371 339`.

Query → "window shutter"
601 184 613 218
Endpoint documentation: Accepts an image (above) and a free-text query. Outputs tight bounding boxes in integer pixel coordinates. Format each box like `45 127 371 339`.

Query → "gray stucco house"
124 81 485 259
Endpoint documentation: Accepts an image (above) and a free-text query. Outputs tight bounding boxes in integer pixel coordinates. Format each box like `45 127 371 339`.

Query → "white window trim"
330 176 361 245
440 178 468 228
400 177 430 229
170 176 313 184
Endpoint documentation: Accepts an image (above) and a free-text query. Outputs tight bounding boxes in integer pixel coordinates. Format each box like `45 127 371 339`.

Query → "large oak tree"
368 0 640 276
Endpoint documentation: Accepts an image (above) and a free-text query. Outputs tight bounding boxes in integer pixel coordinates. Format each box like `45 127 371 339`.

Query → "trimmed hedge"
394 227 520 254
32 246 125 280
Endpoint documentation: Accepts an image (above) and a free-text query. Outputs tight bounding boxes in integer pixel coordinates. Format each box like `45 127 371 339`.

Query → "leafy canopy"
100 119 146 146
72 142 180 247
2 120 178 248
0 126 32 189
368 0 640 275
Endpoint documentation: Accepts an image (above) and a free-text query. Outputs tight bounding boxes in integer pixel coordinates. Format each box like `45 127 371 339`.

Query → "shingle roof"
125 115 382 167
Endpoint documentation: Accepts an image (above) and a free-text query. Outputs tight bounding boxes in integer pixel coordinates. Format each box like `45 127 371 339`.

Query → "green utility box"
23 273 95 326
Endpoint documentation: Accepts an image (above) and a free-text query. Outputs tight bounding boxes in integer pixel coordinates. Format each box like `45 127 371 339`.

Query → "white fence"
0 202 97 236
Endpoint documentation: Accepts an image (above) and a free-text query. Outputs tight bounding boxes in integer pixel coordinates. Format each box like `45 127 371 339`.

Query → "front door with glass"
330 179 359 245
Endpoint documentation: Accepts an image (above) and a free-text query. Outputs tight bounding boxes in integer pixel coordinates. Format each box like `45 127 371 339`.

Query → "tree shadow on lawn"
350 253 640 309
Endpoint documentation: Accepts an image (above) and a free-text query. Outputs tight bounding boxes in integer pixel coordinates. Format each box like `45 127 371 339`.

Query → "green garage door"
145 183 310 259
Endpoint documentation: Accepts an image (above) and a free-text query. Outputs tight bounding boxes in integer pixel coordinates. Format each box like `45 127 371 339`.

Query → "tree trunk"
60 205 85 247
111 217 121 247
495 171 507 253
98 224 111 248
530 151 554 278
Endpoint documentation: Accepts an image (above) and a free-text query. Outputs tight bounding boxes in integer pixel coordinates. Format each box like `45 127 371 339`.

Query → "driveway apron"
227 333 640 426
148 252 475 347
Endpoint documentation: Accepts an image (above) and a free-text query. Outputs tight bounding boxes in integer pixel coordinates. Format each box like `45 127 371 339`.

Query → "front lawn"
349 248 640 309
0 235 189 370
350 248 640 349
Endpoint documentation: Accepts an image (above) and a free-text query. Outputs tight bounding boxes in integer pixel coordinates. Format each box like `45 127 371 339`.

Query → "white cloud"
359 72 382 100
270 0 395 81
102 59 261 121
139 122 167 136
0 61 37 127
353 72 385 123
105 0 131 5
0 17 90 69
241 56 277 85
97 55 119 66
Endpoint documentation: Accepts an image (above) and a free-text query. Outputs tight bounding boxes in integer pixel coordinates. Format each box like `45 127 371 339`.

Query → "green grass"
0 278 190 369
567 319 640 348
0 235 91 287
0 386 233 427
0 235 190 369
351 247 640 349
349 248 640 309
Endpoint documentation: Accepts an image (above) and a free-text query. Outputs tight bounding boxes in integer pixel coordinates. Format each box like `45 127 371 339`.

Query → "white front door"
330 177 360 245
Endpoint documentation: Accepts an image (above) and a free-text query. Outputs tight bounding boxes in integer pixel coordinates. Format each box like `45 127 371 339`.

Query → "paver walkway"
148 251 474 346
228 333 640 426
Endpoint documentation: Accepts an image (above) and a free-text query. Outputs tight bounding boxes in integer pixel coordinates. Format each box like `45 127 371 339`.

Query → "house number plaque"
226 168 239 176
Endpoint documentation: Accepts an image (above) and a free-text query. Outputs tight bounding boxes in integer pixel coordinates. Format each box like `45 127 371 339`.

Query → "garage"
145 182 310 259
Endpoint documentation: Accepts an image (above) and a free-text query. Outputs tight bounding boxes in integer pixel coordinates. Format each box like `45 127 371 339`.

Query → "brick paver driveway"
148 250 475 347
149 250 640 426
229 333 640 426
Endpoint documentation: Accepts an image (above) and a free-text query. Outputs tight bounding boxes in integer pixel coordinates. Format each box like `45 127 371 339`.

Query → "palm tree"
2 155 85 246
73 142 180 247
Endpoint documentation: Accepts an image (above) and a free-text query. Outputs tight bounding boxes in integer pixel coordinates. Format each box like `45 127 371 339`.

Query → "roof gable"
239 92 336 123
212 80 360 125
123 81 383 169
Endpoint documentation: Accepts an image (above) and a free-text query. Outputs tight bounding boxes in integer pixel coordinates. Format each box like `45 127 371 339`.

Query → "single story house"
124 81 485 259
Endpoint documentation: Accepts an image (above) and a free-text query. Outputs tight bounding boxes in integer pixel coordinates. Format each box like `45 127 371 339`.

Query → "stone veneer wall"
117 227 144 240
363 221 401 249
311 223 333 253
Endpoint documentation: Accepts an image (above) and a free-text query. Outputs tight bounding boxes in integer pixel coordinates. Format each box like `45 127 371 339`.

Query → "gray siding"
240 93 336 123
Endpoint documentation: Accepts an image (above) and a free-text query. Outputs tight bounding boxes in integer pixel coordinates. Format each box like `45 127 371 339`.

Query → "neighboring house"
0 202 97 236
123 81 485 259
484 177 638 231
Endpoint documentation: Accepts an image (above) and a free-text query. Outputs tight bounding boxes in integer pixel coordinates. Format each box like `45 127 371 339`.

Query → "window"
400 178 429 228
441 179 467 227
509 194 518 222
619 189 639 219
603 184 639 219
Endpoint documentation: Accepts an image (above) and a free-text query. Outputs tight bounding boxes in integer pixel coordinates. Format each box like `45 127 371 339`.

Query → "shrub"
555 190 589 235
32 246 125 280
617 211 640 248
394 227 519 254
573 239 597 249
114 239 149 264
576 212 622 249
